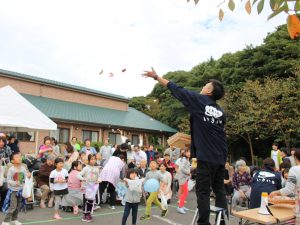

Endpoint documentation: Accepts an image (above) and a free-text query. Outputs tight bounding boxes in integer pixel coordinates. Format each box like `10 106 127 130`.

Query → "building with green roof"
0 69 176 153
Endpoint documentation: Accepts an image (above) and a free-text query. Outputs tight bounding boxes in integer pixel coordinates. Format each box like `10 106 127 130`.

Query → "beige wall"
0 75 128 111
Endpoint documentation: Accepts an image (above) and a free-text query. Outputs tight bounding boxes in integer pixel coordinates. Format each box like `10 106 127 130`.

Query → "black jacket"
167 82 228 165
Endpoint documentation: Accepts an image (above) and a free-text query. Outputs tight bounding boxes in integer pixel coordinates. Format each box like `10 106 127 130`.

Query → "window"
50 128 70 143
132 134 139 145
12 132 35 142
82 130 99 142
109 133 122 145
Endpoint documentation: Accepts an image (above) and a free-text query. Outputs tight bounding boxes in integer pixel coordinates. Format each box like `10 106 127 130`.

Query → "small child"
77 154 101 223
122 169 144 225
63 161 83 215
49 158 69 220
282 168 289 188
2 152 31 225
175 149 191 214
140 161 167 221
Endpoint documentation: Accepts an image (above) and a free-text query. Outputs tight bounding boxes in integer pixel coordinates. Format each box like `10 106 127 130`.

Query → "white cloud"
0 0 286 97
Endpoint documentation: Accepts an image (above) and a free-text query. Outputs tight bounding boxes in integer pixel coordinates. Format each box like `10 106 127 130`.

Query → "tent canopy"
0 85 57 132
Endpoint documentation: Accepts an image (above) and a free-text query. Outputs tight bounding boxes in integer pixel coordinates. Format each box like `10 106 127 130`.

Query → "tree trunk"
247 133 255 166
284 133 291 149
239 133 254 165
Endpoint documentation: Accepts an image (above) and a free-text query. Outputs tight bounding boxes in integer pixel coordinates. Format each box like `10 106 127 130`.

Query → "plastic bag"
85 182 98 200
188 179 195 192
22 176 33 198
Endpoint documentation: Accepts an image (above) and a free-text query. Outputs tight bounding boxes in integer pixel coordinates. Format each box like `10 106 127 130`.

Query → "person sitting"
64 142 79 171
137 159 148 178
7 135 19 154
249 158 281 208
38 154 56 208
270 149 300 219
80 139 97 157
231 160 251 212
279 161 291 172
38 136 54 163
282 168 290 188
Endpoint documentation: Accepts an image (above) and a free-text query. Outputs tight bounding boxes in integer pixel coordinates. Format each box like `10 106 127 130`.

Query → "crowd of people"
224 143 300 215
1 130 300 225
0 133 196 225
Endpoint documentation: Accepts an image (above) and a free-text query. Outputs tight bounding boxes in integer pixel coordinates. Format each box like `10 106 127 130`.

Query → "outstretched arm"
142 68 199 110
142 67 169 87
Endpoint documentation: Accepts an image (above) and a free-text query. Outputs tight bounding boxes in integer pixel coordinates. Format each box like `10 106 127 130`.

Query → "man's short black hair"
209 79 225 101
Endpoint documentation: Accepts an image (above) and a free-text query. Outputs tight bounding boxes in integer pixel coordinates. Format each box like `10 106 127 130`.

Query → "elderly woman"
231 160 252 212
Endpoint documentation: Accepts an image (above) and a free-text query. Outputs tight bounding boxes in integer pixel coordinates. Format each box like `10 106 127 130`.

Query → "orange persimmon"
287 14 300 39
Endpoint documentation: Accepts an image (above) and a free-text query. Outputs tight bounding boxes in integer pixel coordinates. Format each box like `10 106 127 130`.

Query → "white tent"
0 85 57 132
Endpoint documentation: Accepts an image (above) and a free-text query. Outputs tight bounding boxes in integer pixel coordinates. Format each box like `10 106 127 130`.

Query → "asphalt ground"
0 192 241 225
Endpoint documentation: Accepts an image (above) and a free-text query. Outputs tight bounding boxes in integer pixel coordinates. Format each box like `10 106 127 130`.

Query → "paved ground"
0 192 241 225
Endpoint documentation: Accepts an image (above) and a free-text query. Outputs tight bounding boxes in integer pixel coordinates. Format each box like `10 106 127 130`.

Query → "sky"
0 0 287 98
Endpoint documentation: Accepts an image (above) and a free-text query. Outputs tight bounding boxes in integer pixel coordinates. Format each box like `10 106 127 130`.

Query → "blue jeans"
122 202 139 225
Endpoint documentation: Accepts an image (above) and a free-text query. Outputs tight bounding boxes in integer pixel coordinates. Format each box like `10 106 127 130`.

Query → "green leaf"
295 0 300 11
267 5 286 20
257 0 265 14
228 0 236 11
269 0 276 10
283 1 289 13
272 0 284 11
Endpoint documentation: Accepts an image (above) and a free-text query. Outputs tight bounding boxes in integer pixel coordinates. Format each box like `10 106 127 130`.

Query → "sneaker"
161 209 168 217
140 215 151 220
85 214 93 223
12 221 22 225
183 207 189 211
177 207 186 214
108 205 116 210
82 215 87 222
53 214 62 220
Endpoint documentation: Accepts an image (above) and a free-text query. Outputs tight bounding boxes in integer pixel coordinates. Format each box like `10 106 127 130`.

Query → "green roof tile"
0 69 129 102
22 94 177 133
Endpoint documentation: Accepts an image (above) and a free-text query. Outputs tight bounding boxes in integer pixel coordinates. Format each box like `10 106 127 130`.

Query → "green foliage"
129 25 300 160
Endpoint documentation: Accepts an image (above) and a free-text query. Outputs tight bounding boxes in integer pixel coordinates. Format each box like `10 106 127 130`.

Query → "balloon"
144 179 160 193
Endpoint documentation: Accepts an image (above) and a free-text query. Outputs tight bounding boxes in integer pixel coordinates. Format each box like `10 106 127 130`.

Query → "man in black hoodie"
142 68 228 225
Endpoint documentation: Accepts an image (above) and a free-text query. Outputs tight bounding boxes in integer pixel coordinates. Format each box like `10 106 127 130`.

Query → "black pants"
196 160 228 225
83 194 94 216
99 181 116 206
122 202 139 225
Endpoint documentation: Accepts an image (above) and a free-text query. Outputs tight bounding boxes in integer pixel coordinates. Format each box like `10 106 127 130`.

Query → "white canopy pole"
35 131 39 155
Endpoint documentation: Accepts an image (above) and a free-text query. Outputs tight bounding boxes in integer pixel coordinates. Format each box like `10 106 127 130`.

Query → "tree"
224 73 300 163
